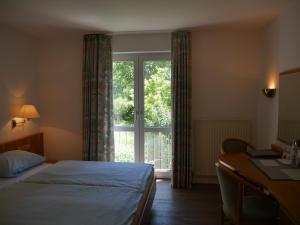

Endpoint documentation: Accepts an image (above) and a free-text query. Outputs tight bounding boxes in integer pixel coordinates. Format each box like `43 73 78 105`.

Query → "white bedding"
0 160 154 225
0 182 143 225
25 160 154 192
0 163 51 189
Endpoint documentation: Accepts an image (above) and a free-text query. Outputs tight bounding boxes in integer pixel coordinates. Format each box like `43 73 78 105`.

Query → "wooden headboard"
0 133 44 156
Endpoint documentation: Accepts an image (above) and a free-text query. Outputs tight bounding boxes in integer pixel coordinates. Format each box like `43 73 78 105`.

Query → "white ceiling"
0 0 292 37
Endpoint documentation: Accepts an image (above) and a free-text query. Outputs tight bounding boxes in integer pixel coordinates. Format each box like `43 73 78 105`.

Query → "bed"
0 133 156 225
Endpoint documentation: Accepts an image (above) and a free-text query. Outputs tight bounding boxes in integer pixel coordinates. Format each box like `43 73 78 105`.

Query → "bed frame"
134 174 156 225
0 132 155 225
0 133 44 155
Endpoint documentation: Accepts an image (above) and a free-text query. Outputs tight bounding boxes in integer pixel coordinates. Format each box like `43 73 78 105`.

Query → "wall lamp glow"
262 88 276 98
12 105 40 128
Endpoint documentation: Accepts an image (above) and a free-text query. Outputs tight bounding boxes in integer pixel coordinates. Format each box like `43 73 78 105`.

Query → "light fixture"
262 88 276 98
12 105 40 128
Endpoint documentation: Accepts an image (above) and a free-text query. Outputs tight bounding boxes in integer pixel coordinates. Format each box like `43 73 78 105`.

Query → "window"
113 53 171 177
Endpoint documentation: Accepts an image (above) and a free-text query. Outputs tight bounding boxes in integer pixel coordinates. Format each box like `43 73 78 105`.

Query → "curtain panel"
82 34 114 161
171 31 192 188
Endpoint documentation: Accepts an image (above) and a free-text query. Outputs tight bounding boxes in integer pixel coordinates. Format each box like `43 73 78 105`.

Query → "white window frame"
113 52 172 178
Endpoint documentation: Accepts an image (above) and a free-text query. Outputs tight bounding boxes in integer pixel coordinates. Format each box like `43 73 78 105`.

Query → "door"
113 52 171 177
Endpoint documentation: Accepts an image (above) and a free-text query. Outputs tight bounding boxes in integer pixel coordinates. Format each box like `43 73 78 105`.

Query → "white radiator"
193 120 251 182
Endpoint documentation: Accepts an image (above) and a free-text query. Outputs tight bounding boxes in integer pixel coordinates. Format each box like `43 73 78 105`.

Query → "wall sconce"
262 88 276 98
12 105 40 128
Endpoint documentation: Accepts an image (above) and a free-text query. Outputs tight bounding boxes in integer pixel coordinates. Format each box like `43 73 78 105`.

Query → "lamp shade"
18 105 40 119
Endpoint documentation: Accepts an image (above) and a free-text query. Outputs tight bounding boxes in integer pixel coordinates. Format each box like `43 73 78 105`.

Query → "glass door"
113 53 171 177
113 54 137 163
140 54 172 177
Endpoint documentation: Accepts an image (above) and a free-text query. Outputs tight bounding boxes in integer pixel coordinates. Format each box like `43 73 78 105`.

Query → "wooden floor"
149 180 222 225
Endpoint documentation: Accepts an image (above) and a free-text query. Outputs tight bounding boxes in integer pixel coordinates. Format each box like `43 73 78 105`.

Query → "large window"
113 53 172 175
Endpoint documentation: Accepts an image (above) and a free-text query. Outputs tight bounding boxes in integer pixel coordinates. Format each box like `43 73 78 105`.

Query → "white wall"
257 1 300 148
2 16 293 185
191 27 263 181
37 33 171 160
37 35 83 160
7 27 264 167
191 28 263 136
0 26 40 143
112 33 171 53
256 22 279 148
1 2 298 186
2 12 295 166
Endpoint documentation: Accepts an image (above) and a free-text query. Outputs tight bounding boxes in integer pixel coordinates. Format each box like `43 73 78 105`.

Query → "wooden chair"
215 162 278 225
221 138 255 155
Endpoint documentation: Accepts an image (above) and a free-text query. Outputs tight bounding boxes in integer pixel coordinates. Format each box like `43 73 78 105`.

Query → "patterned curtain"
171 31 192 188
82 34 114 161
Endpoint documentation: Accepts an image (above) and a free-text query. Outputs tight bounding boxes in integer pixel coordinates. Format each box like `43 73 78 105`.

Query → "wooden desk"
219 153 300 225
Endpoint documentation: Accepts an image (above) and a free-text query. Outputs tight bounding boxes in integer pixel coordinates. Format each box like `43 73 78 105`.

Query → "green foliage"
114 131 172 169
113 61 134 126
144 61 171 127
114 132 135 163
113 60 171 127
113 60 172 169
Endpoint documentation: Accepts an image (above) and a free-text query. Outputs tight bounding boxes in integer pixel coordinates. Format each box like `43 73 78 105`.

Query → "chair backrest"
215 162 240 222
216 162 275 224
221 138 254 154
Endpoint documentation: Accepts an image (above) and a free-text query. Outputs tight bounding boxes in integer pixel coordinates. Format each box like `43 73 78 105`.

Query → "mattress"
0 161 154 225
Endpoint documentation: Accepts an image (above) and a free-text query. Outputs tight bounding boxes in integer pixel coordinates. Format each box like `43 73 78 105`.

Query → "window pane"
113 61 135 162
144 60 172 170
144 61 171 127
144 131 172 169
113 61 134 126
114 131 135 163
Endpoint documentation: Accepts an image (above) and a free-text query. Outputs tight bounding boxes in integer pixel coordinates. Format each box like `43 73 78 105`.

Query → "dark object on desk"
221 138 255 154
215 162 278 225
247 148 281 158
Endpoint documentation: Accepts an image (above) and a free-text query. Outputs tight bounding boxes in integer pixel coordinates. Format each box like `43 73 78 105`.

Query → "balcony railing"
114 126 172 170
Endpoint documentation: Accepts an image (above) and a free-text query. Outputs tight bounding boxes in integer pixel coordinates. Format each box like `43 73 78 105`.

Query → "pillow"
0 150 45 178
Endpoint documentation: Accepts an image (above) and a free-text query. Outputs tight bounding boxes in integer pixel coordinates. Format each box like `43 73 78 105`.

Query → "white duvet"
0 160 154 225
